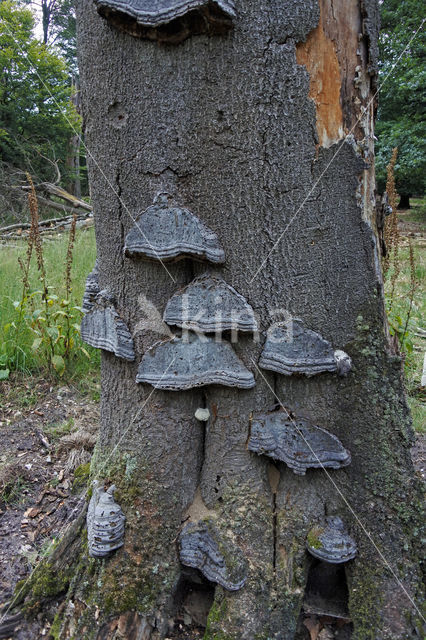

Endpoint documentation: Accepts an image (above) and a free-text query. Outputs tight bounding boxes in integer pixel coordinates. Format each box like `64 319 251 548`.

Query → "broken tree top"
80 290 135 361
163 274 258 333
259 318 352 377
136 332 255 390
306 516 357 564
124 193 225 264
248 411 351 475
179 520 247 591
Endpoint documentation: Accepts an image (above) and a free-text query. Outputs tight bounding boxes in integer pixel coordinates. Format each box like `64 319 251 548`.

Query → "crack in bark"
116 165 125 265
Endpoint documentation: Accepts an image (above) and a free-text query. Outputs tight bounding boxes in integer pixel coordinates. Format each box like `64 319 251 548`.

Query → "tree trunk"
397 194 411 210
18 1 423 638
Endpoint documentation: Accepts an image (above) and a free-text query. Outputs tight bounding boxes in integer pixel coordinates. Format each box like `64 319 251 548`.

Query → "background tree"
375 0 426 207
0 0 81 221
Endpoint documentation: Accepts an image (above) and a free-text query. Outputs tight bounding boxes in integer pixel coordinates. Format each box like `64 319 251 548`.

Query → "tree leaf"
51 354 65 376
0 369 10 380
32 338 43 351
47 326 59 341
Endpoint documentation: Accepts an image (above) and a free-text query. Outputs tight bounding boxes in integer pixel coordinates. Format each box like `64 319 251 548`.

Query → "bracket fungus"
82 260 100 314
247 411 351 475
87 482 126 558
93 0 235 43
136 332 255 390
163 274 258 333
179 521 247 591
306 516 357 563
259 318 352 377
124 193 225 264
81 290 135 361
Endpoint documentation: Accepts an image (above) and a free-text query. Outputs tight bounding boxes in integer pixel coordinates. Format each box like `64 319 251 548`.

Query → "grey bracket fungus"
136 332 255 390
81 259 100 314
81 290 135 361
87 482 126 558
163 274 258 333
179 521 247 591
259 318 352 377
306 516 357 564
93 0 235 44
124 193 225 264
247 411 351 475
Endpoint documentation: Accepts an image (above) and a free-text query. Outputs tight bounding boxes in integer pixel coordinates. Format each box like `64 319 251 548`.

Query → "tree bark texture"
56 0 425 638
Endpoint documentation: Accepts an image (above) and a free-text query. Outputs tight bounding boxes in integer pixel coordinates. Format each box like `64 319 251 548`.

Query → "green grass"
384 233 425 434
0 226 99 379
399 196 426 231
44 417 75 442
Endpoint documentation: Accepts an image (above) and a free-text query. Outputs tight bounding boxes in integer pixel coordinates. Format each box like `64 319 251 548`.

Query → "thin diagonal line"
252 359 425 621
0 355 176 627
1 21 176 283
250 18 426 284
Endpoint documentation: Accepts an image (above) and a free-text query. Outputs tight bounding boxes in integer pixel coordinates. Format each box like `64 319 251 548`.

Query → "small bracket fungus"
259 318 352 377
163 274 258 333
93 0 235 44
136 332 255 390
195 407 210 421
81 290 135 361
179 521 247 591
81 260 100 314
247 411 351 475
124 193 225 264
306 516 357 563
87 482 126 558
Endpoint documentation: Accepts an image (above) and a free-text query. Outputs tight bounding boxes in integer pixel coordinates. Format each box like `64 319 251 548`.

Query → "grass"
0 226 99 380
400 196 426 230
44 417 75 442
384 207 425 434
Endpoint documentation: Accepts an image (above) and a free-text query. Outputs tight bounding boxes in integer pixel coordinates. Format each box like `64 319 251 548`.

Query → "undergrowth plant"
0 176 90 378
382 148 418 355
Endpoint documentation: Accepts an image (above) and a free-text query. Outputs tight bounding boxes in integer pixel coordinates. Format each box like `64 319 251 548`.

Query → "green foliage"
0 0 80 184
49 0 77 73
0 224 99 380
376 0 426 199
0 472 29 506
384 233 425 434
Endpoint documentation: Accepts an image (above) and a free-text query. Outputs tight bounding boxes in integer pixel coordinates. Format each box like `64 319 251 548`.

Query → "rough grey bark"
29 0 424 638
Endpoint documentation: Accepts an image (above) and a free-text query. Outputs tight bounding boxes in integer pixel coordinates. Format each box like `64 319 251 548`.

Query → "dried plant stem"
383 149 400 310
26 173 54 363
64 215 77 360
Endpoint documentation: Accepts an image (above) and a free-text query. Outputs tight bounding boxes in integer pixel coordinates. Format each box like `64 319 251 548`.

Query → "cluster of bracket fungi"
82 192 357 573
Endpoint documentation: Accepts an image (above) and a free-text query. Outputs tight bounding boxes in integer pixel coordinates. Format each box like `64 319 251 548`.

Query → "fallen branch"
0 212 91 234
20 183 92 211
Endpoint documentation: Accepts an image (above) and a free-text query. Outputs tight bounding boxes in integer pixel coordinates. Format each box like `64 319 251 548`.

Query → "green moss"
72 462 91 492
49 612 62 640
203 598 229 640
306 528 324 550
21 559 70 616
349 567 383 640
